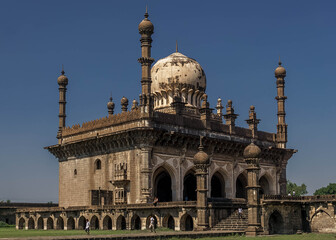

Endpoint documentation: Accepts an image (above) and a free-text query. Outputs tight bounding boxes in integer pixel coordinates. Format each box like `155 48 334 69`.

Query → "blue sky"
0 0 335 202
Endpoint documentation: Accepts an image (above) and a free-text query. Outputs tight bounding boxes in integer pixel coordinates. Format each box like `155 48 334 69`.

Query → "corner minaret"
138 8 154 113
275 59 287 148
57 67 68 141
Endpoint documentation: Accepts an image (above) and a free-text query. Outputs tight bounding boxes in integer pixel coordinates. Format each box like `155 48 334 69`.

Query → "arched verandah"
269 210 284 234
37 217 44 230
236 172 247 199
131 215 141 230
211 171 226 198
67 217 75 230
153 167 173 202
28 217 35 229
90 215 99 230
103 216 112 230
116 215 126 230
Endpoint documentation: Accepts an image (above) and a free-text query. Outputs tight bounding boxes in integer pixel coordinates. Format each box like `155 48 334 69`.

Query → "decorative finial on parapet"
278 56 282 66
176 40 178 52
199 136 204 151
216 97 223 116
246 105 260 138
121 96 129 113
145 5 149 18
107 95 115 116
131 99 139 110
61 64 65 75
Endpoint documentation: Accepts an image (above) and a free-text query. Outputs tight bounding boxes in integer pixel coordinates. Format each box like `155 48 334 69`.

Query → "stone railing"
263 195 336 201
62 109 141 136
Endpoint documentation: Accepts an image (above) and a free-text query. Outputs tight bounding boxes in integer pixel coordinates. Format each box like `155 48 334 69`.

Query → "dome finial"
176 40 178 52
144 5 149 18
61 64 65 75
199 136 204 151
278 56 282 66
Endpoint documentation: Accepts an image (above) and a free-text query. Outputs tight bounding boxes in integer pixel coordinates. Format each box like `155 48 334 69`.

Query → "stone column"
140 146 152 203
193 138 209 231
57 68 68 143
244 143 263 236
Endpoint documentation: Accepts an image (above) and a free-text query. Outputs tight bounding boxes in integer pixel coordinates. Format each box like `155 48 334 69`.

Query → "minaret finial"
145 5 148 18
176 40 178 52
61 64 65 75
278 56 282 66
199 136 204 151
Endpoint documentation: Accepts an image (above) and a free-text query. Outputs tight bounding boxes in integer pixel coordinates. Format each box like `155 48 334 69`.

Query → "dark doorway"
103 216 112 230
236 173 247 198
132 215 141 230
56 217 64 230
269 211 284 234
183 172 196 201
37 217 44 230
28 218 35 229
90 216 99 230
155 169 172 202
168 216 175 230
211 172 225 198
67 217 75 230
47 217 53 229
78 216 86 230
117 216 126 230
185 215 193 231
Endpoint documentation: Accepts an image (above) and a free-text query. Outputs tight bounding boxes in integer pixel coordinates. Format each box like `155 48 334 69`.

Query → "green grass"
0 227 335 239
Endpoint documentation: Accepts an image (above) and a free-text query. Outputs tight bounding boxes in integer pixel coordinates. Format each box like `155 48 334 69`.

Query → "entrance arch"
236 172 247 198
211 172 225 198
116 215 126 230
37 217 44 230
146 215 158 229
180 214 193 231
269 211 284 234
28 217 35 229
131 215 141 230
163 214 175 230
56 217 64 230
311 210 334 232
183 170 196 201
47 217 53 229
153 167 172 202
90 215 99 230
103 216 112 230
18 218 25 229
259 175 270 195
78 216 86 230
67 217 75 230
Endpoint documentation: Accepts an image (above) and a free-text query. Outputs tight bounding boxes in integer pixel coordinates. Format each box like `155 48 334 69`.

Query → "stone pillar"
245 106 260 139
244 143 263 236
140 146 152 203
224 100 238 134
200 94 212 130
193 138 210 230
274 59 287 148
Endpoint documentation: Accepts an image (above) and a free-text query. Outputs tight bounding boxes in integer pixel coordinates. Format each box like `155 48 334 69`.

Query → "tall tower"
138 8 155 113
275 59 287 148
57 68 68 141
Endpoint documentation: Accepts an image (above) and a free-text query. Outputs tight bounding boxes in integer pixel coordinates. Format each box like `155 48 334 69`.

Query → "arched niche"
236 172 247 199
90 215 99 230
37 217 44 230
153 166 173 202
28 217 35 230
180 214 193 231
103 215 112 230
18 218 25 230
56 217 64 230
259 175 270 195
67 217 75 230
131 215 141 230
268 210 284 234
47 217 53 230
78 216 86 230
162 214 175 230
211 171 226 198
116 215 126 230
183 170 196 201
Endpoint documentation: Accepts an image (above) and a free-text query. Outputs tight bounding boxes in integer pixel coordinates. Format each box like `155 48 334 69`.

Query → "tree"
287 180 308 196
314 183 336 196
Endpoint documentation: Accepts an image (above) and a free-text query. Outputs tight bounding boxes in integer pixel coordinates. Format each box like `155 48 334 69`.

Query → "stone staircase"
212 209 248 231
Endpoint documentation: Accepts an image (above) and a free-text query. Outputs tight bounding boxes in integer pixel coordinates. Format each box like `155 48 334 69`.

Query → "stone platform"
1 230 244 240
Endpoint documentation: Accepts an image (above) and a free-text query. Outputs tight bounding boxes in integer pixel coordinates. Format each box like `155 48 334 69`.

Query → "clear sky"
0 0 335 202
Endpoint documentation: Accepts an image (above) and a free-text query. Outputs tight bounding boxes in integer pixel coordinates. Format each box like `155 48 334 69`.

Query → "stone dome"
243 143 261 159
194 149 210 165
107 98 115 109
275 61 286 77
138 13 154 34
121 96 128 105
151 52 206 109
57 72 68 85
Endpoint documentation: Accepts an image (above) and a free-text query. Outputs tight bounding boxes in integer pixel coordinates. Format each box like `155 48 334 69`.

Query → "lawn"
0 226 335 239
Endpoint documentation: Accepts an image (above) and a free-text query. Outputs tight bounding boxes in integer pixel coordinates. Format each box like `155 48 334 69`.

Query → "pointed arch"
18 218 25 230
28 217 35 229
180 213 193 231
236 171 248 199
90 215 99 230
131 214 141 230
47 217 54 229
37 217 44 230
268 210 284 234
56 217 64 230
78 216 86 230
146 214 158 229
103 215 112 230
311 210 334 232
116 215 126 230
67 217 75 230
183 169 196 201
211 171 226 198
162 214 175 230
153 166 173 202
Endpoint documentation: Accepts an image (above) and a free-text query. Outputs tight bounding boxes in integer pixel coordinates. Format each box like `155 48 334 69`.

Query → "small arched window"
74 169 77 175
95 159 101 170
